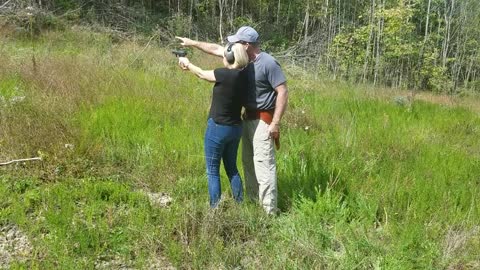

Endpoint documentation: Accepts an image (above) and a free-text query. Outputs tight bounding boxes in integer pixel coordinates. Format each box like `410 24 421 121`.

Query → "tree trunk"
189 0 194 36
373 0 384 86
231 0 237 29
303 0 310 41
424 0 431 43
218 0 224 43
362 0 375 83
276 0 281 25
442 0 454 68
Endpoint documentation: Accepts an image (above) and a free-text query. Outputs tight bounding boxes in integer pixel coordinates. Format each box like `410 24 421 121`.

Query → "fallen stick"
0 0 12 9
0 157 42 166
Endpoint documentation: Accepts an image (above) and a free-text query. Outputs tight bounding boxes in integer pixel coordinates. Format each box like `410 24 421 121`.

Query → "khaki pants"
242 119 277 214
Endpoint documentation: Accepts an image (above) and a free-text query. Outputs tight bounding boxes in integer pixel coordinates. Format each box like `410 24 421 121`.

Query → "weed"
1 28 479 269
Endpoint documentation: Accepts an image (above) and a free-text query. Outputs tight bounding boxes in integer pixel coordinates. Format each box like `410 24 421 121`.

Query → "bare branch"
0 0 12 9
0 157 42 166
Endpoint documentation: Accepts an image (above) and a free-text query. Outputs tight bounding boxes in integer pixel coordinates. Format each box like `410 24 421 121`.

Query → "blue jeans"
205 118 243 207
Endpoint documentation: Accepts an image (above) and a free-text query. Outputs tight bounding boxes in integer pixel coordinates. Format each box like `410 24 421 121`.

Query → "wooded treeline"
2 0 479 92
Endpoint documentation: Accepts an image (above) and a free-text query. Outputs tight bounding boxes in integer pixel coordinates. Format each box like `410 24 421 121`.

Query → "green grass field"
1 28 479 269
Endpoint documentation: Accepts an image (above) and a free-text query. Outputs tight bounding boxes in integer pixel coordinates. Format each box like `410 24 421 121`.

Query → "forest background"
2 0 479 93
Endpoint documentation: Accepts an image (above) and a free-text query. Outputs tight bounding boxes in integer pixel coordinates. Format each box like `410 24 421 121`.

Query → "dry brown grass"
0 18 15 38
444 226 480 270
415 92 480 114
356 84 480 115
0 46 105 163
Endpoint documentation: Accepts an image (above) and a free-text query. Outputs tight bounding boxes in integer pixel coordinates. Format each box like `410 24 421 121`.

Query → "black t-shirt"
209 68 247 125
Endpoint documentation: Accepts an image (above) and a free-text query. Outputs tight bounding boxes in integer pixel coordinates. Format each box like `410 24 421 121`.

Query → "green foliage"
165 14 192 38
77 98 162 169
50 0 78 11
5 11 65 38
4 0 479 91
0 74 24 100
329 26 370 80
0 176 159 268
1 29 479 269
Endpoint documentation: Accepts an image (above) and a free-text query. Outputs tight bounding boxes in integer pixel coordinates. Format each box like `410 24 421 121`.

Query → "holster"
243 109 280 150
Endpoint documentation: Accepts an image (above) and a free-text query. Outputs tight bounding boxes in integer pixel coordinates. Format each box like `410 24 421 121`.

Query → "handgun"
172 50 187 57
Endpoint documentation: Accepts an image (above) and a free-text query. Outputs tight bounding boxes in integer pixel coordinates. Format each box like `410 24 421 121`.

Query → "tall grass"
1 28 479 269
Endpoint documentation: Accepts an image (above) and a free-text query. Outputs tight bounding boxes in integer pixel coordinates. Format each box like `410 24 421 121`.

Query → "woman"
178 43 249 207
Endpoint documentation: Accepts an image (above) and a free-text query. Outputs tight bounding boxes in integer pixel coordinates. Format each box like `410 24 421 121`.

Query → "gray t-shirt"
244 52 287 110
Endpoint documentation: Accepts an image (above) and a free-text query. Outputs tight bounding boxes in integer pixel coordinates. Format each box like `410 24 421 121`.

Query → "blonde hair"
226 43 249 69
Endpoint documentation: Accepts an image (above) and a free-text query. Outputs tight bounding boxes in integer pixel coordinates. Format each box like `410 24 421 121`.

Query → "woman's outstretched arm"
179 57 216 82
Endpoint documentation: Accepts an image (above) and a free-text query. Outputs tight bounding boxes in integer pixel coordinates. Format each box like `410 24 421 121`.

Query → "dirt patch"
444 226 479 269
94 255 176 270
95 255 134 270
142 191 173 208
392 90 480 114
443 226 479 258
146 256 176 270
0 225 33 268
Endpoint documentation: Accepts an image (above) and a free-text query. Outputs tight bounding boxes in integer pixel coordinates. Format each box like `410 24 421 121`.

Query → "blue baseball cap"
227 26 259 43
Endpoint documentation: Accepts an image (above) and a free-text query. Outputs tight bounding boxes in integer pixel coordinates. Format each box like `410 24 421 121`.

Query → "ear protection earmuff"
225 43 235 64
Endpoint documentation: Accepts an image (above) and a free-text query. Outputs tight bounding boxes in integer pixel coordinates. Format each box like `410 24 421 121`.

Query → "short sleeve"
266 60 287 89
214 68 229 83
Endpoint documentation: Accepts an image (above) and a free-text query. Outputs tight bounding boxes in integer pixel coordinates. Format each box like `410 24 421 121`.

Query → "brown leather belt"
243 109 280 150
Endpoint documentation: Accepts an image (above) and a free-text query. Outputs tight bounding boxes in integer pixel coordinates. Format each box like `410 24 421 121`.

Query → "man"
177 26 288 214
